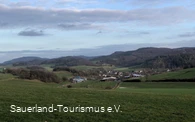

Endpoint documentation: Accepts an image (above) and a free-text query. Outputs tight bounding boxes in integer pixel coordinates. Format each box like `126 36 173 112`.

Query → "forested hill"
1 56 93 67
41 56 93 66
1 57 47 66
92 47 195 68
1 47 195 69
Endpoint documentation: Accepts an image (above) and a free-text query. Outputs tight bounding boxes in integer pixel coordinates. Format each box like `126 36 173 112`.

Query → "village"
71 69 145 83
71 68 174 83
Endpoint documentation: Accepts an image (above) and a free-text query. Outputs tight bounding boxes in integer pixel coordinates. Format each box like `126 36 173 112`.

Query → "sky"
1 0 195 62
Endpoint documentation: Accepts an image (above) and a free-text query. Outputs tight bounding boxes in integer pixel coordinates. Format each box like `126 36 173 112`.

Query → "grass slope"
0 73 15 80
71 81 117 89
148 68 195 80
71 65 114 71
0 73 195 122
54 71 73 79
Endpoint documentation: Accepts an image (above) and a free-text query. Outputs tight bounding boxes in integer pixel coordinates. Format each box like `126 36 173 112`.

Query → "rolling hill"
92 47 195 68
143 53 195 69
1 57 47 66
42 56 94 66
1 47 195 69
1 56 94 67
147 68 195 81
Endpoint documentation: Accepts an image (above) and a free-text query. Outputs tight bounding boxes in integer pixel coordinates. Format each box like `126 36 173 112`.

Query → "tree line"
4 67 60 83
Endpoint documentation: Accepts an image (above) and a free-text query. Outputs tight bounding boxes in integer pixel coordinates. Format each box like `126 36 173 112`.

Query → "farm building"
101 76 117 81
72 76 87 83
132 73 144 77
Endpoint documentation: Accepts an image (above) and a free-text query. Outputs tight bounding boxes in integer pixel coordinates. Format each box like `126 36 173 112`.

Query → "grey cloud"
0 4 195 29
119 30 150 37
96 30 102 34
57 0 98 4
8 2 30 7
109 0 185 7
132 0 195 7
167 31 195 39
130 0 168 6
179 32 195 37
138 31 150 35
18 29 45 36
58 23 102 30
0 22 8 27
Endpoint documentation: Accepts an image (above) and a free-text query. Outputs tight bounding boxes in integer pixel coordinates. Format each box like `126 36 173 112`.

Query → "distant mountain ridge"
1 57 47 65
1 47 195 69
1 56 93 67
41 56 93 66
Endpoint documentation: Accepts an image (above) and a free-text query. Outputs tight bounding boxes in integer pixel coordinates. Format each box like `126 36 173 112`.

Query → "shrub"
62 76 68 82
26 66 45 70
5 68 61 83
148 79 195 82
105 86 112 89
123 79 141 82
67 85 72 88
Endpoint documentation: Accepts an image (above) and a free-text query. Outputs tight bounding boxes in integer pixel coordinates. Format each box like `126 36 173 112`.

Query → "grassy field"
0 73 15 80
71 65 101 70
0 73 195 122
148 68 195 80
119 82 195 95
41 64 54 71
113 67 132 72
54 71 73 79
71 65 114 71
71 80 117 89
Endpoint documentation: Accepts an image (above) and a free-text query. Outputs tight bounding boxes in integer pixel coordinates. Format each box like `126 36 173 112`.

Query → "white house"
132 73 144 77
101 76 117 81
72 76 87 83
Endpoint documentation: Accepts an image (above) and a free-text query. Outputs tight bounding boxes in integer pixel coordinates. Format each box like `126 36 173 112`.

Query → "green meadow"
0 73 195 122
148 68 195 80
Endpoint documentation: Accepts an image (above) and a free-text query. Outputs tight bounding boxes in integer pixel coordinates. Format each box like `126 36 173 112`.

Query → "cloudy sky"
1 0 195 62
